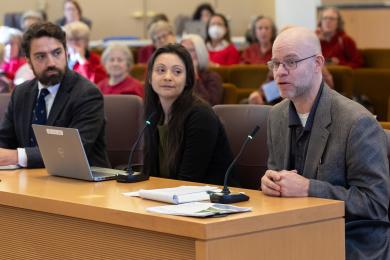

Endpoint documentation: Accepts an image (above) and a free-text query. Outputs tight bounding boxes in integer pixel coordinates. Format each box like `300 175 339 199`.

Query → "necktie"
30 88 50 146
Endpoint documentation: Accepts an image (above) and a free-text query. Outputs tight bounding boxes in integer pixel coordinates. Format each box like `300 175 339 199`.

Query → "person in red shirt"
64 21 107 84
241 16 276 64
98 44 144 98
205 13 240 66
317 7 363 68
137 20 176 64
0 27 26 81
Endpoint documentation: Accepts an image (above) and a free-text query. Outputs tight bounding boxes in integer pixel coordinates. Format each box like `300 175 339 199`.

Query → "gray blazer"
267 86 390 259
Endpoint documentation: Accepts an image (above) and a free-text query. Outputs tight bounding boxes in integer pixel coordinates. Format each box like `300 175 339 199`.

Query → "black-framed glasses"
267 54 317 71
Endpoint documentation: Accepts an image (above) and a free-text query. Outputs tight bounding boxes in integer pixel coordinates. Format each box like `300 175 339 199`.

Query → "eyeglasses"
321 16 338 21
267 55 317 71
153 31 172 42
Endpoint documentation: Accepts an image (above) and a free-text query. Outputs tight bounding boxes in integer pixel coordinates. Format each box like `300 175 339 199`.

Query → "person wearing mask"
192 3 215 23
137 20 176 64
56 0 92 28
0 22 109 168
63 21 107 84
261 26 389 260
241 16 276 64
205 13 240 66
98 44 143 97
142 43 235 185
181 34 223 105
317 7 363 68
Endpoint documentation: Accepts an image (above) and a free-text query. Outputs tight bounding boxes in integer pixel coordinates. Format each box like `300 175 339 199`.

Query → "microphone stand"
117 113 154 183
210 126 260 203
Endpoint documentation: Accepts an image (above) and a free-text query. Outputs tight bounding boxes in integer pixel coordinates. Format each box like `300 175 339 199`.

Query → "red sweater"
208 43 240 66
320 31 363 68
137 45 156 64
73 51 107 84
1 57 26 80
98 75 144 98
240 43 272 64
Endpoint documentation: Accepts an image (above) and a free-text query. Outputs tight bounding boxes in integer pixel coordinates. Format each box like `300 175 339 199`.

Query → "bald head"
273 26 322 57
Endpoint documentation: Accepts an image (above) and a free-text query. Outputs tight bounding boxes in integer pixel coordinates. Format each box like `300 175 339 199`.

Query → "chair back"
213 104 271 189
104 95 144 168
0 93 11 124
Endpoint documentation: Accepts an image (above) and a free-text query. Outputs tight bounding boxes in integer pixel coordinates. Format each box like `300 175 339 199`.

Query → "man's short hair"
22 22 67 58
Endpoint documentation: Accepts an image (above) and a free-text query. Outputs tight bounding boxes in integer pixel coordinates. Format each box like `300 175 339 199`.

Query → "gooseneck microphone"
210 125 260 203
116 112 155 183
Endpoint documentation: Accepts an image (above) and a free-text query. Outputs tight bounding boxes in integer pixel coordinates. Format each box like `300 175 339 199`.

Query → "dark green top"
157 123 170 178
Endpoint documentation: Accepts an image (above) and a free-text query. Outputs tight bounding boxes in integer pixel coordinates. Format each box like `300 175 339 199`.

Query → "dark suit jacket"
267 85 390 259
0 69 110 168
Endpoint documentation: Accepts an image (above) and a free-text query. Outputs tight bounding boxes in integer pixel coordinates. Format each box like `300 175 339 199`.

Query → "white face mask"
208 25 226 40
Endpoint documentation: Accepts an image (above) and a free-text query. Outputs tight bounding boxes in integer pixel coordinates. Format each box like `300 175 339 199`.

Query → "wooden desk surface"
0 169 344 241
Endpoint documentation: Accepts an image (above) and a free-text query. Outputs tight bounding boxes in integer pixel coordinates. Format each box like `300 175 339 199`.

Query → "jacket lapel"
303 86 332 179
47 70 74 124
22 80 39 144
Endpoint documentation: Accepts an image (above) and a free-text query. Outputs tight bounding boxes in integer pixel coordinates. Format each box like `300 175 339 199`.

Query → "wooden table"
0 169 345 260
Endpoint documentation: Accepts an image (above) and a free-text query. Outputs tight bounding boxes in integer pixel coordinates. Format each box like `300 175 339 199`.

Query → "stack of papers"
123 185 220 204
147 202 252 217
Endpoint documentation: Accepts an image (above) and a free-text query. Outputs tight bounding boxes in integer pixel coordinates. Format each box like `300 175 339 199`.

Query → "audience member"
63 21 107 84
0 22 110 168
192 3 215 23
181 34 223 105
317 7 363 68
241 16 276 64
20 10 44 32
55 0 92 28
14 10 45 86
98 44 143 97
137 20 176 64
0 43 12 93
0 27 26 81
205 13 240 66
261 26 390 259
142 43 235 185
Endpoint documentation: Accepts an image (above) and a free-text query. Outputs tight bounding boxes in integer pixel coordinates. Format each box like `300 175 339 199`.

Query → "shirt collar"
38 81 60 96
288 81 324 130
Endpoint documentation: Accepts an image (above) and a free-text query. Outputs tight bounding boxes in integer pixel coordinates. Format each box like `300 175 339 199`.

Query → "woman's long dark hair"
143 43 202 177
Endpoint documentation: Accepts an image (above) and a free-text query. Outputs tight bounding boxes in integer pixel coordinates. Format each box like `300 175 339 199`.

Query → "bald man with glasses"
261 27 390 260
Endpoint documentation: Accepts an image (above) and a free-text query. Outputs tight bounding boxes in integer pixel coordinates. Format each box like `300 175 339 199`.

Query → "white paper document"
147 202 252 217
122 185 220 204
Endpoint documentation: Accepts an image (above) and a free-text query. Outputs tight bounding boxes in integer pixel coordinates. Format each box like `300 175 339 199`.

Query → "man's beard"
34 66 65 86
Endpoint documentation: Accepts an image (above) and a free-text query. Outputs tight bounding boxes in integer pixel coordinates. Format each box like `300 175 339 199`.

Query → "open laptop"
33 124 125 181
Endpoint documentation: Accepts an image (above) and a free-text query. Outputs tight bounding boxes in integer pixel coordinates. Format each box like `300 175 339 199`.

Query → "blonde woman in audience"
241 16 276 64
0 27 25 81
63 21 107 84
205 13 240 66
137 20 176 64
56 0 92 28
0 43 12 93
181 34 222 105
317 7 363 68
98 44 143 97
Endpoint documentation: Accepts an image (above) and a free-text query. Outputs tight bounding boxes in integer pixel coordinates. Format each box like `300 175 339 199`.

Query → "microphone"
209 125 260 203
116 112 155 183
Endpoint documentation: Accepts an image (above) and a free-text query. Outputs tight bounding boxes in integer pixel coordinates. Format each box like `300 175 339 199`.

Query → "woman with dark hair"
317 7 363 68
143 43 235 185
55 0 92 28
192 3 215 23
241 16 276 64
205 13 240 66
